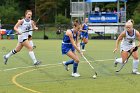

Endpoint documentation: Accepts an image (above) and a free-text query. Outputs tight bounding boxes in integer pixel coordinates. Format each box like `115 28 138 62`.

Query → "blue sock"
65 60 74 66
80 42 83 46
82 43 85 49
73 62 78 73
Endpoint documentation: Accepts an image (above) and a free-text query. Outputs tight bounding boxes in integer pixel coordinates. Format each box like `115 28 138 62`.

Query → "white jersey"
18 19 32 42
120 29 136 51
29 22 33 36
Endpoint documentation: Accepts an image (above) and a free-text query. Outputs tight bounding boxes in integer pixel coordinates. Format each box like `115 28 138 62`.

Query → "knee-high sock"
65 60 74 66
73 62 78 73
5 49 17 58
81 42 85 49
133 59 139 72
116 58 123 64
29 51 37 63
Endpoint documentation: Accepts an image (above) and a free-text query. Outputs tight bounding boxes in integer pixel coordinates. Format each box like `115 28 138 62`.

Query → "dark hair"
73 19 79 27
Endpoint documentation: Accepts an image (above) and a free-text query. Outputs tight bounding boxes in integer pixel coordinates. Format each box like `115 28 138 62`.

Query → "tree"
35 0 57 23
0 0 21 24
132 2 140 24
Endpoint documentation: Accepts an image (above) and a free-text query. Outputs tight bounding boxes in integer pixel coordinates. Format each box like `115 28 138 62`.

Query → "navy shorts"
80 32 88 39
61 43 75 54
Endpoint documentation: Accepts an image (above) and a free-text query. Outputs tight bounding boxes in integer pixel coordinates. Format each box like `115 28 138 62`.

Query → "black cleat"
33 46 36 49
34 61 41 66
114 62 118 67
3 55 8 65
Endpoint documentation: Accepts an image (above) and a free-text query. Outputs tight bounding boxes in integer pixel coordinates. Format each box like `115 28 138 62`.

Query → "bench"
0 29 14 39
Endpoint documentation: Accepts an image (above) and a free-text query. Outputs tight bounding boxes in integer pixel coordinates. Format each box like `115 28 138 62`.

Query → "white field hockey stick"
82 55 97 75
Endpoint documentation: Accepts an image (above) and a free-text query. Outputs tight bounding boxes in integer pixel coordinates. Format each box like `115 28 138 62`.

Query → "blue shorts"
80 32 88 39
61 43 75 55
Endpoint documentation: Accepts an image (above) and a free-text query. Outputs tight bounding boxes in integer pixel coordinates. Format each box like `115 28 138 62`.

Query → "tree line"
0 0 140 24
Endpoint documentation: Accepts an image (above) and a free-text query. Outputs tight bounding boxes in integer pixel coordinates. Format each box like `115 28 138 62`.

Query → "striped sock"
6 49 17 58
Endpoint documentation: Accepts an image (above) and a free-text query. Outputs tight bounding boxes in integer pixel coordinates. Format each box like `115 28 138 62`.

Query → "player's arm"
113 31 125 52
136 30 140 47
76 32 80 46
66 30 82 54
14 19 23 34
31 20 38 30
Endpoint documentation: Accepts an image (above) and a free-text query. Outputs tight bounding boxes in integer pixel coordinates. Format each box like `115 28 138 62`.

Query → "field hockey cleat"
132 71 140 75
81 49 86 52
34 61 41 66
3 55 8 65
33 46 36 49
62 61 69 71
71 72 80 77
114 58 118 67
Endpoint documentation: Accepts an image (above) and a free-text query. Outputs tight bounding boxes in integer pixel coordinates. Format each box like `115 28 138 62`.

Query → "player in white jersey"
113 19 140 74
3 10 41 65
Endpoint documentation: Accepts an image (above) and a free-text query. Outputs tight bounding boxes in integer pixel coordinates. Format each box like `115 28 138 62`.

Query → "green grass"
0 40 140 93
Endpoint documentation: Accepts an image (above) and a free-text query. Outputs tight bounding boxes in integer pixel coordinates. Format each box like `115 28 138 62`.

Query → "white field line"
0 58 132 72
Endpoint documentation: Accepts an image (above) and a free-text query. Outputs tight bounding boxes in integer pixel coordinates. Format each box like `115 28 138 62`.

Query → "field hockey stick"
82 55 97 75
116 50 133 72
9 29 34 35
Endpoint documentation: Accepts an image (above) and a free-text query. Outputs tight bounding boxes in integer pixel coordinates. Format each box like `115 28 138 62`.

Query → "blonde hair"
127 19 134 24
125 21 133 28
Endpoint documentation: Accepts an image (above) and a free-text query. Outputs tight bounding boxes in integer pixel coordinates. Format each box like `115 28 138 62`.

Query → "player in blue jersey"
62 19 83 77
80 18 90 51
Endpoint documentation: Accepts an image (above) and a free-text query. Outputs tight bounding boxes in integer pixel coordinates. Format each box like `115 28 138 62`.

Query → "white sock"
29 51 37 63
116 58 123 64
132 59 139 72
5 50 16 58
29 40 34 47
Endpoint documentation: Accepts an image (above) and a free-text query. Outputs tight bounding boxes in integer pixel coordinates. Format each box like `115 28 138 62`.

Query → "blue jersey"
62 29 78 54
81 23 89 39
63 29 78 43
82 23 88 32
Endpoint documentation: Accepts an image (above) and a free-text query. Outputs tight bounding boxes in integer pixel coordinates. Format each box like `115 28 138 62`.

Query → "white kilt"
120 43 135 52
18 33 29 43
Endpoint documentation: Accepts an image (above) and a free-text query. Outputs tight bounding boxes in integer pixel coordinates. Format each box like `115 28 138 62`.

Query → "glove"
133 46 138 52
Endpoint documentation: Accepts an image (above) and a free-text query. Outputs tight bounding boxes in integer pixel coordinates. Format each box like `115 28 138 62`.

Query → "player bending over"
113 19 140 74
62 19 83 77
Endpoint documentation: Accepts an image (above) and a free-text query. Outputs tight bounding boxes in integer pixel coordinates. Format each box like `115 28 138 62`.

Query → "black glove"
133 46 138 52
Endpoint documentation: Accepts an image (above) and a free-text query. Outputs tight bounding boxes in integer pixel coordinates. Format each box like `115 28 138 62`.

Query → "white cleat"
81 49 86 52
132 71 140 75
62 61 69 71
71 72 80 77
